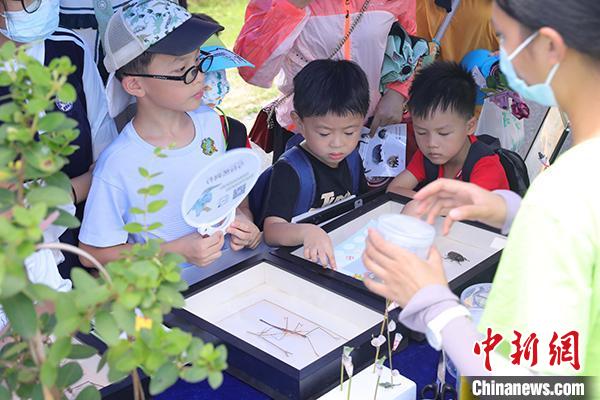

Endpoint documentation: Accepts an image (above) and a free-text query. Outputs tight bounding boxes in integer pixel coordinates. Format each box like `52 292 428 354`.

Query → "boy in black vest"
263 60 370 269
388 61 509 196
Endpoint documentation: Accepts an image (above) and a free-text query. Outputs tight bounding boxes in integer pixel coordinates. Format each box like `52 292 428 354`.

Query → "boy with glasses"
79 0 261 271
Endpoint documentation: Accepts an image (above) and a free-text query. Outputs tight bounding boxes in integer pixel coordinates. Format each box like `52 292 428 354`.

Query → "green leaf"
147 184 164 196
40 361 57 387
144 351 167 374
57 83 77 104
12 206 38 227
26 284 58 303
56 362 83 388
97 351 108 373
48 337 72 364
186 338 206 363
38 112 67 132
75 386 101 400
0 70 10 86
0 147 16 166
15 383 34 398
0 102 18 122
130 207 145 215
55 293 76 320
111 303 135 336
180 365 208 383
157 286 184 308
30 384 43 400
2 293 37 339
26 186 71 208
124 222 144 234
138 167 149 177
0 188 15 209
71 268 99 291
27 62 51 86
68 344 98 359
0 341 28 360
149 363 179 395
207 371 223 389
52 207 80 228
43 171 71 192
54 316 80 337
119 291 142 309
147 200 167 213
25 98 50 114
216 344 228 363
147 222 163 231
0 384 10 400
94 310 120 346
75 285 111 310
17 368 36 383
107 366 128 383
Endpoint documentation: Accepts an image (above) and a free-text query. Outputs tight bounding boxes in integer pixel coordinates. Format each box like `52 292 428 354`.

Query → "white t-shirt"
79 107 226 247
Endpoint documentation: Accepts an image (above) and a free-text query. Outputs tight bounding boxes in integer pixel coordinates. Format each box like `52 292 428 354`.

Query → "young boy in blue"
79 0 260 270
263 60 370 269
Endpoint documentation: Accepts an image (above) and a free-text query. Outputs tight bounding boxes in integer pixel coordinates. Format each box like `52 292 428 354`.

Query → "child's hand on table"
303 225 337 270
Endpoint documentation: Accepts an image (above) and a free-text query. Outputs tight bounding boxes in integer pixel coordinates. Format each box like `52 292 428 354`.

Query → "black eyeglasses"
12 0 41 13
124 51 214 84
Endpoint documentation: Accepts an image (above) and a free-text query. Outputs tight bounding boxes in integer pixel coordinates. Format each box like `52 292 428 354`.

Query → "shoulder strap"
461 140 495 183
280 147 316 217
346 149 361 194
423 156 439 186
216 107 229 146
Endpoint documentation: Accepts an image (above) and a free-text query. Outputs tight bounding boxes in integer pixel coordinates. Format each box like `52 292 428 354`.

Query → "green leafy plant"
0 42 226 400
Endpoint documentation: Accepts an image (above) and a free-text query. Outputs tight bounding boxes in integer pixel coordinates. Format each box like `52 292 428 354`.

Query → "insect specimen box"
169 255 385 400
275 192 507 302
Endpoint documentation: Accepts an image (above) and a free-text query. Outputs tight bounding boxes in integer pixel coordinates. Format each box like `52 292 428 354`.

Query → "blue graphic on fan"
233 183 246 200
186 185 219 217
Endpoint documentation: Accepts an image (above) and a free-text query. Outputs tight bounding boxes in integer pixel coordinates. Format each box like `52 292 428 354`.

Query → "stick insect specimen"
247 317 342 358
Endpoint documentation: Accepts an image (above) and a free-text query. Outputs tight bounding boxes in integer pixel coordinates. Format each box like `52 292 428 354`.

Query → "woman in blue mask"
361 0 600 378
0 0 118 278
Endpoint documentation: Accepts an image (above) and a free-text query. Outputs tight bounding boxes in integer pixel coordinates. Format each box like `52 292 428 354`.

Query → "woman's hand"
369 90 407 136
362 229 446 307
413 178 508 235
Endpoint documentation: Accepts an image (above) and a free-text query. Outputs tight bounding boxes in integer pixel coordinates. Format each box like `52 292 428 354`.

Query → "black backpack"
423 134 530 196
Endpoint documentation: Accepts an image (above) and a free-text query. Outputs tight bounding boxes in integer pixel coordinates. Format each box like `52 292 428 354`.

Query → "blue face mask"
499 31 560 107
0 0 59 43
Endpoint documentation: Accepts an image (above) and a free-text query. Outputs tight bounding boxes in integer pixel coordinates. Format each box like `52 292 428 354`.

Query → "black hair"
407 61 476 120
293 59 369 119
496 0 600 60
115 52 154 81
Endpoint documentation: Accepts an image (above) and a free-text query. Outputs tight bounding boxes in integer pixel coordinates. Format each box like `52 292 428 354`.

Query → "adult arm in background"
370 0 417 135
233 0 311 87
412 178 521 235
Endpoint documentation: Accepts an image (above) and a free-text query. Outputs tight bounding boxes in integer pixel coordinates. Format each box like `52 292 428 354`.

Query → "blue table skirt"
156 339 451 399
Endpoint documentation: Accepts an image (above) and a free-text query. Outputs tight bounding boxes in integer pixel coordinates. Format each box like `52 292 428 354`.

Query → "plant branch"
36 242 112 285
